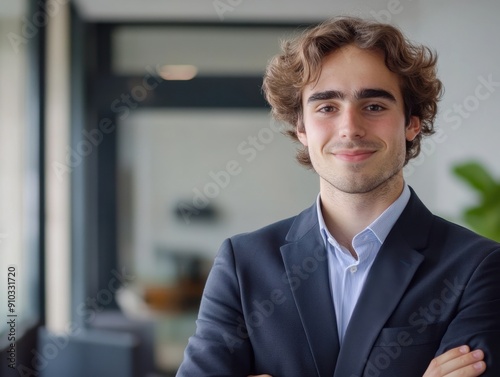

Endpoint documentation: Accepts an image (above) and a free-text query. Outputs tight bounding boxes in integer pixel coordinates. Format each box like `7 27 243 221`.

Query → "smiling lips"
333 150 376 162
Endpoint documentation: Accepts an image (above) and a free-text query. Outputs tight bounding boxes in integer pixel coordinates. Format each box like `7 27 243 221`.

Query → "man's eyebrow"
355 88 397 102
307 90 345 103
306 88 397 104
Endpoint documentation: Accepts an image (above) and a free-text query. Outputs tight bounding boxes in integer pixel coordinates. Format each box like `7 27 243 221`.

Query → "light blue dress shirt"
316 184 411 344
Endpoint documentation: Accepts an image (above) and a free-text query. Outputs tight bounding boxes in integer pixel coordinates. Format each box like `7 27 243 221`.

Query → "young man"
176 17 499 377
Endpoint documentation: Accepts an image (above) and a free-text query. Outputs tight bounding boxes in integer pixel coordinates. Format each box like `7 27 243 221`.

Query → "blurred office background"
1 0 499 376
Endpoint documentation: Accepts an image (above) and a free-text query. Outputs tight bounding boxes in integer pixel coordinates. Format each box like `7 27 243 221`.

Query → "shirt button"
350 266 357 273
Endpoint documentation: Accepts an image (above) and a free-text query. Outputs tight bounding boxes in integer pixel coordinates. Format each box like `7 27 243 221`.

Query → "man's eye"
366 104 384 111
319 105 335 113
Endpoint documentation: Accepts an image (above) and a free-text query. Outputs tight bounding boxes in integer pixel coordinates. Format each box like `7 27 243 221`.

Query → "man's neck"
319 175 404 256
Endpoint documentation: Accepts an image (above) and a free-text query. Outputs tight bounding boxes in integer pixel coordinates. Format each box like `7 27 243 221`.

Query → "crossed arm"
249 345 486 377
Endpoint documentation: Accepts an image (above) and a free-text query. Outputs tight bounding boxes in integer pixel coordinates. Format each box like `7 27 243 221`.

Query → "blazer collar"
285 202 319 243
280 221 340 377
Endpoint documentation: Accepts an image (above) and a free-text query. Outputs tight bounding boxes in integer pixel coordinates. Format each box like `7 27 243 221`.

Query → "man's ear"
296 120 308 146
406 116 421 141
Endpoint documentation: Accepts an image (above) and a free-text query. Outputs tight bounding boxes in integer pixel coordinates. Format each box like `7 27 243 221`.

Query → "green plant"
453 161 500 242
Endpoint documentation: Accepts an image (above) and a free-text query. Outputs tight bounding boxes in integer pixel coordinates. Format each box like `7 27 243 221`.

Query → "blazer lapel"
280 205 340 377
333 190 432 377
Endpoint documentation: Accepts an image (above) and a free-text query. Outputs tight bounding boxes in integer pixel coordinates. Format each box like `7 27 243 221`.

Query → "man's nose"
338 108 365 139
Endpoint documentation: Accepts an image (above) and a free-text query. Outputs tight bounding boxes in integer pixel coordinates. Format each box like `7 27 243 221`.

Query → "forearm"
249 346 486 377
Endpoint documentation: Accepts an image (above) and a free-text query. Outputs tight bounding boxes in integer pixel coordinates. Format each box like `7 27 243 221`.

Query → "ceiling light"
158 65 198 81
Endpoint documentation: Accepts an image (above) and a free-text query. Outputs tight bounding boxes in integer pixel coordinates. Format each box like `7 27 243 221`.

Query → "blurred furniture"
38 326 140 377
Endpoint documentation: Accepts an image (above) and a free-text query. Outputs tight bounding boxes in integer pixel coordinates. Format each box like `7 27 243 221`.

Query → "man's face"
299 45 420 195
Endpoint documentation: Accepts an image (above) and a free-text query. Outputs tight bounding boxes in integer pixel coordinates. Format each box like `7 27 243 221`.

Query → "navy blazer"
177 190 500 377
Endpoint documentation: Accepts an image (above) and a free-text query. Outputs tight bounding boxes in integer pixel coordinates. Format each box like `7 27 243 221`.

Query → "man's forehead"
302 46 403 102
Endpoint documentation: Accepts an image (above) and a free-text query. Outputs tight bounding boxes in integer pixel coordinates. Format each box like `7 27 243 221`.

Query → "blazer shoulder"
427 216 500 268
432 214 500 254
227 203 318 256
230 214 297 248
399 189 499 255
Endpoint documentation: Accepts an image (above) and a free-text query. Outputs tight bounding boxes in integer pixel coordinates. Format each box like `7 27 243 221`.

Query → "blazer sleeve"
436 246 500 375
176 238 254 377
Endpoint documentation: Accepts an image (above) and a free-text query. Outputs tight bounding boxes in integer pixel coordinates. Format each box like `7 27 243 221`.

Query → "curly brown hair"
262 16 443 167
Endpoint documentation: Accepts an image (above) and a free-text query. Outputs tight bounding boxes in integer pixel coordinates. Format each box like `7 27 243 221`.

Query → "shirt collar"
316 183 411 247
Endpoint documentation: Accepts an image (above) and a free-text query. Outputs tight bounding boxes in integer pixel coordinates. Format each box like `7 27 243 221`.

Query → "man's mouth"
333 150 376 162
